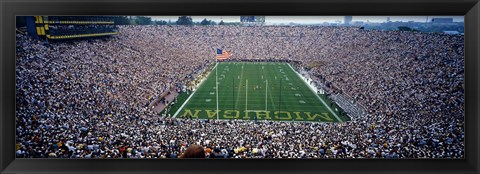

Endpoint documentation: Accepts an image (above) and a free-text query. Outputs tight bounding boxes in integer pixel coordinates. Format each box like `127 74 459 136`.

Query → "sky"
149 16 464 24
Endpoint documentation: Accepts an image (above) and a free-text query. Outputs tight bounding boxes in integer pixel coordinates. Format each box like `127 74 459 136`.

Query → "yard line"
288 66 320 107
173 63 218 118
287 63 342 122
234 62 246 109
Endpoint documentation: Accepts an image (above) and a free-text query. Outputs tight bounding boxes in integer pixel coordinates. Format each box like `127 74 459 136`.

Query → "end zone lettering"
181 109 334 122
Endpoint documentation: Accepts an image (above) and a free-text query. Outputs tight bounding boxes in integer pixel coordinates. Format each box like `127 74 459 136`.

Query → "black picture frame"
1 0 479 174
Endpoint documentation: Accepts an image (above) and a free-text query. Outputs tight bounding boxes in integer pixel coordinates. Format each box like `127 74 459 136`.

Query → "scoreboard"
26 16 118 40
240 16 265 23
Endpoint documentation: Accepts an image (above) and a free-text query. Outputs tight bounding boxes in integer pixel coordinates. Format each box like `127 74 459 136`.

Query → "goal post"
245 79 248 113
265 80 268 111
244 79 270 117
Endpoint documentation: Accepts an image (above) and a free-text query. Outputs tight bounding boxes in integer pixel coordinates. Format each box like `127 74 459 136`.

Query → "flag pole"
216 56 219 120
215 48 218 120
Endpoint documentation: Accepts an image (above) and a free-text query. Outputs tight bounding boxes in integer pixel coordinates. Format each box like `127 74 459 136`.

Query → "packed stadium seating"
15 25 464 158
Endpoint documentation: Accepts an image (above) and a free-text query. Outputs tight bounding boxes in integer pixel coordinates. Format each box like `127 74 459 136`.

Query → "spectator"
180 145 206 158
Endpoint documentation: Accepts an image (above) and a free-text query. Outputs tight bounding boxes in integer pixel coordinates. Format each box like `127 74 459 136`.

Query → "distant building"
431 18 454 23
344 16 352 25
351 21 364 26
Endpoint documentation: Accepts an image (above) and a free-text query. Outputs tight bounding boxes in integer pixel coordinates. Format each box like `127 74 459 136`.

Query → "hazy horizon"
148 16 464 24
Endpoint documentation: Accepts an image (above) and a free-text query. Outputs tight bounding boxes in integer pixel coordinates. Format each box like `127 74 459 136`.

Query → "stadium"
15 16 464 158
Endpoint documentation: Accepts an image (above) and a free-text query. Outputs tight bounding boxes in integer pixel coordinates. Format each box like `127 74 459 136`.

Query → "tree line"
114 16 237 26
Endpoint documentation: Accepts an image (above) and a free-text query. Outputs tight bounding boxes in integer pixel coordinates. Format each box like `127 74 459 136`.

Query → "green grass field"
172 62 350 122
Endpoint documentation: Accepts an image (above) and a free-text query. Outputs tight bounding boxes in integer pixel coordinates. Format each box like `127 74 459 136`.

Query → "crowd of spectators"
15 25 464 158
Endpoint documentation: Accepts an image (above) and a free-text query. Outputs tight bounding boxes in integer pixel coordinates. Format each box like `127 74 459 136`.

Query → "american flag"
216 48 232 61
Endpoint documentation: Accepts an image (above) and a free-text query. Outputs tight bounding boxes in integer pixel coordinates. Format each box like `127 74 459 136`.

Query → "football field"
173 62 350 122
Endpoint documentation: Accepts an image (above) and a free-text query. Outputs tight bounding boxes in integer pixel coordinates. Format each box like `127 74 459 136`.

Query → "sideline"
173 63 219 118
287 63 342 122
